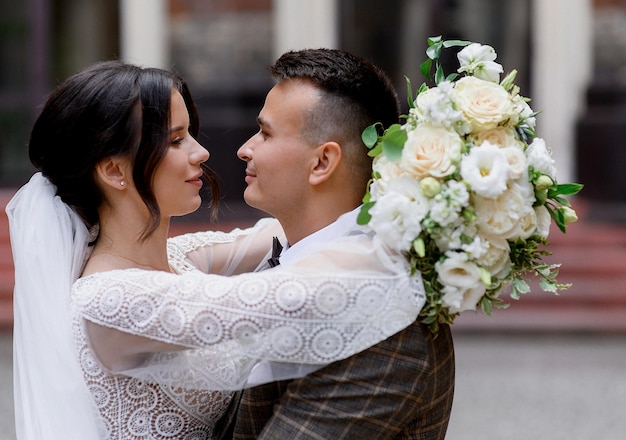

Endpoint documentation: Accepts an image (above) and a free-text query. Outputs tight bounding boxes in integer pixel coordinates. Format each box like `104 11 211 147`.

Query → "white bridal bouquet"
358 37 583 333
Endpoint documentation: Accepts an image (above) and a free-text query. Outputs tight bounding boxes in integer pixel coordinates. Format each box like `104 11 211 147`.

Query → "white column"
119 0 168 68
531 0 593 183
272 0 338 59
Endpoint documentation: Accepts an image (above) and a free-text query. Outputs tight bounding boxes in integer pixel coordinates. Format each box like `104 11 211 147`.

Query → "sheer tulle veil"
6 172 102 439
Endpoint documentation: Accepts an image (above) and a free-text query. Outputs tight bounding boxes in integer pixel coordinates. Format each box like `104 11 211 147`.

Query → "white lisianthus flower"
436 251 483 290
442 284 487 314
534 205 551 239
457 43 504 83
460 142 510 199
367 177 429 252
400 124 463 179
525 138 556 179
453 76 516 131
501 146 527 181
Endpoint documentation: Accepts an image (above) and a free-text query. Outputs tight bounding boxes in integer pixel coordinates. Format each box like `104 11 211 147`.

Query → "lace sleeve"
167 217 284 275
74 234 425 390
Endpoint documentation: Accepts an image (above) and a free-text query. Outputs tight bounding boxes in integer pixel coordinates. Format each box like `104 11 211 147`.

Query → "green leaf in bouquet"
362 123 381 148
420 59 433 81
367 142 383 158
539 278 558 293
549 183 584 197
442 39 472 49
427 35 443 46
511 278 530 300
357 201 375 225
500 69 518 91
547 205 567 233
381 124 407 161
445 72 460 82
426 41 443 61
480 296 493 316
435 64 445 85
405 76 416 109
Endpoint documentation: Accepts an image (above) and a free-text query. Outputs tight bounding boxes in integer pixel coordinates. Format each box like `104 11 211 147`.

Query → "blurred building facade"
1 0 603 197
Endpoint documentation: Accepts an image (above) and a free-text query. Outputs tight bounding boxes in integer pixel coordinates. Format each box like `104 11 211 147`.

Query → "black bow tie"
267 236 283 267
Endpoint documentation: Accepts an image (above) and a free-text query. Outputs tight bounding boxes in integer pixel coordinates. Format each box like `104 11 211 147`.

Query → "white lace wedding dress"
71 220 425 439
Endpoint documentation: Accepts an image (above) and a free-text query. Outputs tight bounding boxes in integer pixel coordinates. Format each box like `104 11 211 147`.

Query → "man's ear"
309 141 342 186
94 156 131 191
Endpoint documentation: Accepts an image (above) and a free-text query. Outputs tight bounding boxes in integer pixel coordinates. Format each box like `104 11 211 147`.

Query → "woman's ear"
95 156 131 190
309 141 342 186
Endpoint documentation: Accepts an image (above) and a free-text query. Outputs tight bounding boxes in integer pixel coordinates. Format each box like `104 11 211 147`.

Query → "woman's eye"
171 136 184 145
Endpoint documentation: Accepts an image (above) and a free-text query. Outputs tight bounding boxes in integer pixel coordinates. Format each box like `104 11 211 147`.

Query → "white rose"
534 205 551 239
400 124 463 179
368 177 429 252
525 138 556 179
441 284 487 314
453 76 516 131
460 142 510 199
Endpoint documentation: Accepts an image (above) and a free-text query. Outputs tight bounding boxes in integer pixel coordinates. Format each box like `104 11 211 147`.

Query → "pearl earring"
120 181 125 187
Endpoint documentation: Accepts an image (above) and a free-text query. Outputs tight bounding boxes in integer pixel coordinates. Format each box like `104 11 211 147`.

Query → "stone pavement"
1 329 625 440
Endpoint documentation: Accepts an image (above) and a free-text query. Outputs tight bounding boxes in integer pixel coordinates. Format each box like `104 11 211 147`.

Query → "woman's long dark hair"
28 60 220 239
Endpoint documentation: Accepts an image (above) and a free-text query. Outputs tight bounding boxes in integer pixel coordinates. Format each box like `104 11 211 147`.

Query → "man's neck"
279 203 359 245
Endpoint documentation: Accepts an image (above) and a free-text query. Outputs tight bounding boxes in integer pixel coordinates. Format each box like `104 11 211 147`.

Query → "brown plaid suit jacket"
230 321 455 440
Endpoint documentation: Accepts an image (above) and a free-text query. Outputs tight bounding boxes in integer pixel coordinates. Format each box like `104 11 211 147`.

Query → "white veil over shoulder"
6 173 102 439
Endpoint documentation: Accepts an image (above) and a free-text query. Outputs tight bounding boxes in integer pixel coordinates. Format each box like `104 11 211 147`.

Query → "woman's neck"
84 213 172 275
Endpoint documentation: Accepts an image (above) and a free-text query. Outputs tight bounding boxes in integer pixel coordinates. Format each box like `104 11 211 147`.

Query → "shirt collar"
280 206 364 266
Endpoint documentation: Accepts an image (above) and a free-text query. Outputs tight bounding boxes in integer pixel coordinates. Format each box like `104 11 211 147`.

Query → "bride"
7 61 424 439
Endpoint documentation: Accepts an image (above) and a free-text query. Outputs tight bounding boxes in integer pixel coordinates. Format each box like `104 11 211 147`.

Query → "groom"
225 48 455 439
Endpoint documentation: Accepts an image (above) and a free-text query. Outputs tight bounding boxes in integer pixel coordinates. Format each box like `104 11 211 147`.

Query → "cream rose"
400 124 463 179
453 76 516 131
470 127 519 149
371 155 407 199
473 187 527 239
475 236 511 278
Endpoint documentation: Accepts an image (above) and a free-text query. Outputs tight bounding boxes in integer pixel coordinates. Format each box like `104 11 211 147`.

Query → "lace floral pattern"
72 230 425 438
72 244 237 439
